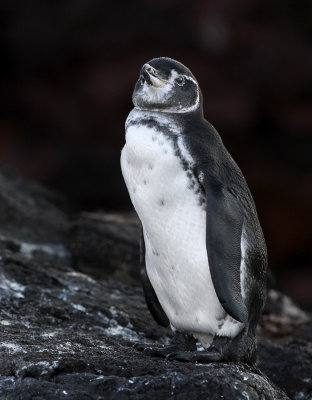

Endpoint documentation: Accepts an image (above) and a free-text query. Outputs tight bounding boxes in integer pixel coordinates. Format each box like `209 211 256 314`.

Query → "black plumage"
122 57 268 365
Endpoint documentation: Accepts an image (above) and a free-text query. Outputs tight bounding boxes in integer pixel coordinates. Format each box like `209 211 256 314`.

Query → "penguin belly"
121 120 244 343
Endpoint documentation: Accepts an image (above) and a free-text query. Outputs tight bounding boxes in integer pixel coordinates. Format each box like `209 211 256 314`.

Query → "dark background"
0 0 311 309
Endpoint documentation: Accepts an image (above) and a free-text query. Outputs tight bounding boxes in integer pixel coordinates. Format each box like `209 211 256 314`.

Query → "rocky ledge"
0 165 311 400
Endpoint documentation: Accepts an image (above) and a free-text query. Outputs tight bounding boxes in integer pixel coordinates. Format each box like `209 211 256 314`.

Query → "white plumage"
121 109 244 346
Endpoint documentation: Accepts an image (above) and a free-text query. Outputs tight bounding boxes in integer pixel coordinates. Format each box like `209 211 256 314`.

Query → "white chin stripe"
149 75 166 88
137 69 200 114
140 83 173 105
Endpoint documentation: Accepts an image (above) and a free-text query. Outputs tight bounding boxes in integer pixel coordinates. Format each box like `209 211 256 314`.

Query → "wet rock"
0 166 310 399
0 249 288 400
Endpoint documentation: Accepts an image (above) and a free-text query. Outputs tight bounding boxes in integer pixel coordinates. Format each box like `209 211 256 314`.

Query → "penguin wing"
140 226 170 327
203 176 248 323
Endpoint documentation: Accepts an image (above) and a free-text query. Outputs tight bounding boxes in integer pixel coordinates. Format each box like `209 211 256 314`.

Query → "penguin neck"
129 106 204 124
126 108 181 135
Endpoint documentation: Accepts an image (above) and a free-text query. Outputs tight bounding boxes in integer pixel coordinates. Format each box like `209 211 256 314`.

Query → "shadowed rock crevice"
0 166 311 399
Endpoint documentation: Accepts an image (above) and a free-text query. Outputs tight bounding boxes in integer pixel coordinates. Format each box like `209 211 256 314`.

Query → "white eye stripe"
169 71 198 86
182 75 198 85
134 68 200 114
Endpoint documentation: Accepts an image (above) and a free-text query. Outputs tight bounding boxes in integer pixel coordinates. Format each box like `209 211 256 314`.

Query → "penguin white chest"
121 121 225 337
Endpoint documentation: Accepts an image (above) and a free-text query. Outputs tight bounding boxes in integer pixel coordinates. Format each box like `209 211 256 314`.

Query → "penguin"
120 57 267 365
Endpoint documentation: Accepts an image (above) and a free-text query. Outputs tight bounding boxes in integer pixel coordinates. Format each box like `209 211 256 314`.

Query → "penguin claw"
134 343 166 355
135 332 198 359
165 352 177 361
166 351 193 362
134 343 146 351
166 350 222 363
194 351 222 363
138 344 184 358
143 346 168 358
143 347 156 355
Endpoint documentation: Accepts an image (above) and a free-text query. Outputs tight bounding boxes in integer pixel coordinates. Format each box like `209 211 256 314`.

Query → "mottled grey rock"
0 166 310 399
0 248 288 400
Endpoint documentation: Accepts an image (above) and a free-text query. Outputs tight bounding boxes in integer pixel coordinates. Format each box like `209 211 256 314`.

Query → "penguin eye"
175 76 184 85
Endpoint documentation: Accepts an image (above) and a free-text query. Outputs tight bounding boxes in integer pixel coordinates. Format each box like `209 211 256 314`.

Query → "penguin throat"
134 95 200 114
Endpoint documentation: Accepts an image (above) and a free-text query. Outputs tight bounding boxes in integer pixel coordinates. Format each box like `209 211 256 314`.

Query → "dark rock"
0 166 310 399
0 249 288 400
0 163 69 244
258 291 312 400
69 212 140 284
1 0 312 312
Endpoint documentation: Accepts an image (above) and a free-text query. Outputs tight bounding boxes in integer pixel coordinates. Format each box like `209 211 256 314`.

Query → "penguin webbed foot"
166 336 231 363
135 332 197 358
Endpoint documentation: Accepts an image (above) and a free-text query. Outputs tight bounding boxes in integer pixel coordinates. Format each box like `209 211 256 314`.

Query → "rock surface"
0 166 311 399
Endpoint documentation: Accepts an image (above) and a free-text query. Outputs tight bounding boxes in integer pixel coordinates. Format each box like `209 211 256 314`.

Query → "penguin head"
132 57 202 113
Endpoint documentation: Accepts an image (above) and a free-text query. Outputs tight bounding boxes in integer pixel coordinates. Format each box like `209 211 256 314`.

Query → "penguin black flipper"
140 226 170 328
203 176 248 323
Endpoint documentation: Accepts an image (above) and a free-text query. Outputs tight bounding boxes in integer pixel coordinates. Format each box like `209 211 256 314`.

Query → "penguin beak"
140 64 166 88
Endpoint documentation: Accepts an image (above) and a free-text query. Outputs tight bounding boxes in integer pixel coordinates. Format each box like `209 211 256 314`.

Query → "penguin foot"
166 336 231 363
136 332 197 358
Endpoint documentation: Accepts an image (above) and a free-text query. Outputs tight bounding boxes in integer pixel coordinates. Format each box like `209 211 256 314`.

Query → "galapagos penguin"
120 57 267 365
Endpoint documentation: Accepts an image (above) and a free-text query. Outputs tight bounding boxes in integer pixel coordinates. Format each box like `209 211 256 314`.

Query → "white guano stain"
0 343 26 353
20 242 69 259
0 320 11 326
0 274 25 298
72 304 87 312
